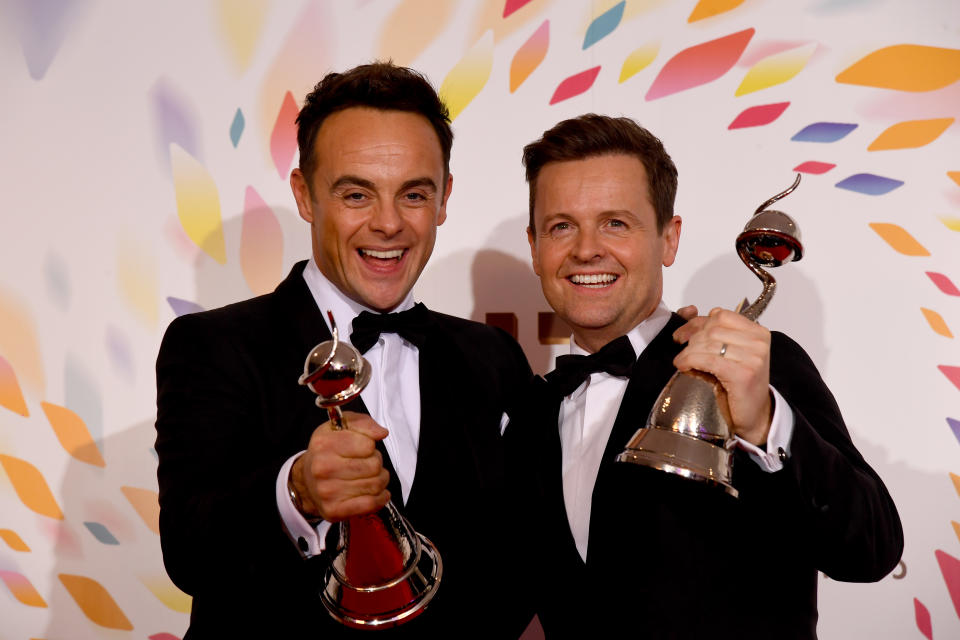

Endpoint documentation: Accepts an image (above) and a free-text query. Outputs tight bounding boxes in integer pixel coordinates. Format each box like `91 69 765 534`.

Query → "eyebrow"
329 176 438 193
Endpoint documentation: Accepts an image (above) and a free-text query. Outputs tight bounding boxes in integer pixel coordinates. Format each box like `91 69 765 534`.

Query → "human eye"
402 191 428 204
342 191 369 205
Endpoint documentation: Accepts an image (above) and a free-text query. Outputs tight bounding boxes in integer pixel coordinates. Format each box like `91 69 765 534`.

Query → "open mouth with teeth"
569 273 618 288
359 248 406 262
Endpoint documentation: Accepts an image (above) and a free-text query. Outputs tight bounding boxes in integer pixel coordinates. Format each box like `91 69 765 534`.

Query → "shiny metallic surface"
617 176 804 497
299 312 442 628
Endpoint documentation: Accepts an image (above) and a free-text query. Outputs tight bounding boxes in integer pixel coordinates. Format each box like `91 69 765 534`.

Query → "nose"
369 200 404 236
572 226 604 262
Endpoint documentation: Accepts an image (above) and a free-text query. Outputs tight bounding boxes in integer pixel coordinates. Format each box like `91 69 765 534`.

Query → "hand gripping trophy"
298 314 442 628
617 176 804 496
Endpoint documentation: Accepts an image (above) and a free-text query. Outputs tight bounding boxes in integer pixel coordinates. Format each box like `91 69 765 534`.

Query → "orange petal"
121 486 160 535
688 0 745 22
0 354 29 416
378 0 458 67
836 44 960 92
0 528 31 551
948 171 960 187
868 223 930 256
921 308 954 338
868 117 954 150
953 521 960 544
0 289 45 396
0 454 63 519
951 472 960 498
40 402 105 467
59 574 133 630
510 20 549 92
0 570 47 607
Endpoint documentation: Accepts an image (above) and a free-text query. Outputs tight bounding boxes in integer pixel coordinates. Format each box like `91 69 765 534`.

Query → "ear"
437 173 453 226
661 215 681 267
527 225 541 277
290 168 314 223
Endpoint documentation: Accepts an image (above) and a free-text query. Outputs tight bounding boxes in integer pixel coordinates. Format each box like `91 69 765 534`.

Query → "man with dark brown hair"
155 63 532 638
509 113 902 638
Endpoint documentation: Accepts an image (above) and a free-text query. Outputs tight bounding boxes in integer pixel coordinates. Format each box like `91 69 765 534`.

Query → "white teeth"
362 249 404 259
570 273 617 285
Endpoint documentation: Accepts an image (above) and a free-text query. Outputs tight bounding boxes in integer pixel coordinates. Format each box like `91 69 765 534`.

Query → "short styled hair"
522 114 678 233
296 62 453 184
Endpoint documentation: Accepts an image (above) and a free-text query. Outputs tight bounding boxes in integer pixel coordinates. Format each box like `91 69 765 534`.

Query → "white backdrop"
2 1 959 638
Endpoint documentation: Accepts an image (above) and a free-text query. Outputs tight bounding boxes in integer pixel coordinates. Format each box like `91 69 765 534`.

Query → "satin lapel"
586 314 686 562
273 261 402 503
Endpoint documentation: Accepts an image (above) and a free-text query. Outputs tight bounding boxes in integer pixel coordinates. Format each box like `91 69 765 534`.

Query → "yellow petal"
736 43 817 96
868 223 930 256
836 44 960 92
139 573 192 613
939 216 960 232
121 486 160 535
170 144 226 264
215 0 270 71
620 43 659 83
868 117 954 150
40 402 105 467
439 31 494 121
58 574 133 630
0 454 63 519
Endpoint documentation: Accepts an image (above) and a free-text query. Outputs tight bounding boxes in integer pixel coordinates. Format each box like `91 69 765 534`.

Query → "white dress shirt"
559 301 795 562
276 259 422 556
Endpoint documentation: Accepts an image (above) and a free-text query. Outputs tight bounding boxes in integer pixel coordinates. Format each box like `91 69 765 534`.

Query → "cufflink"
777 447 787 463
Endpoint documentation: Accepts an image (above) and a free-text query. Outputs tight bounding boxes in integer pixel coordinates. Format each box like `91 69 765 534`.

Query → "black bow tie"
349 303 430 353
545 335 636 397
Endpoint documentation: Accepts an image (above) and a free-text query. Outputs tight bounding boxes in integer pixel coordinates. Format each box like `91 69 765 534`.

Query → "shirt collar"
301 258 416 339
568 301 672 360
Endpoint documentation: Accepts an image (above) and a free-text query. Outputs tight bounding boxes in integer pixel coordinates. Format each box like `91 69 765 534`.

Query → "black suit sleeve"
761 332 903 581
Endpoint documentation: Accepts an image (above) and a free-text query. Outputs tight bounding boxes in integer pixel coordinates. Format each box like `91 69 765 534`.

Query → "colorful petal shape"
736 43 817 96
271 91 299 180
935 549 960 618
504 0 535 18
793 161 835 174
950 171 960 187
0 528 30 552
868 223 928 255
952 472 960 498
688 0 745 22
948 418 960 445
620 44 659 83
0 355 29 416
121 486 161 535
0 454 63 519
0 570 47 607
166 296 205 317
84 521 119 545
12 0 82 80
170 144 226 264
646 29 754 100
151 79 200 166
378 0 457 67
927 272 960 296
510 20 549 92
914 597 932 640
728 102 790 129
215 0 269 71
868 117 954 150
550 66 602 105
59 574 133 630
117 235 159 328
836 44 960 92
940 216 960 232
922 308 953 337
230 108 245 148
836 174 903 196
149 634 182 640
41 402 104 467
940 366 960 392
792 122 858 143
440 31 494 120
583 1 624 50
140 573 193 613
240 186 284 296
0 288 45 396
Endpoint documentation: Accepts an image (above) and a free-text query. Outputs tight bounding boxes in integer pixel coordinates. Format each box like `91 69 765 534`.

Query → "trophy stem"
736 245 776 323
327 406 347 431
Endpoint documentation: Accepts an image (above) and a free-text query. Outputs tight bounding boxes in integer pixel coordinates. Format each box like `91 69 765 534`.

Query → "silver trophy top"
298 312 371 408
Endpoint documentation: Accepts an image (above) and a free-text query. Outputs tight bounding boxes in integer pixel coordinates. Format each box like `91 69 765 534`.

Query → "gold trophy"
617 175 804 497
298 313 441 628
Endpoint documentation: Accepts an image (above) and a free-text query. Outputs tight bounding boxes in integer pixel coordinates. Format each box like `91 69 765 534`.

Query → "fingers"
675 304 699 321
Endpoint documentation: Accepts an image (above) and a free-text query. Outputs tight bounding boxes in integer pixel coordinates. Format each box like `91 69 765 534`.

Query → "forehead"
312 107 445 179
533 154 652 220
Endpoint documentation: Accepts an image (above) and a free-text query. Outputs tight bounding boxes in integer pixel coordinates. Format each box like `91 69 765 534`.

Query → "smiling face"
290 107 452 312
528 154 681 353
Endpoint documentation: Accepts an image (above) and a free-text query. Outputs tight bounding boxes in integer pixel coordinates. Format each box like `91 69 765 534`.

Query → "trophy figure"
616 175 804 497
298 313 442 628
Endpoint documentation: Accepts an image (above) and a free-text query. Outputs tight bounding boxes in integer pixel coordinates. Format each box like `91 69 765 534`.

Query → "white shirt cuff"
276 451 331 557
734 385 794 473
499 411 510 436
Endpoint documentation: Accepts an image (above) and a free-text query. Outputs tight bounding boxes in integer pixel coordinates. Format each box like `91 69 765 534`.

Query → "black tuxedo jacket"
155 262 533 638
507 313 902 639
